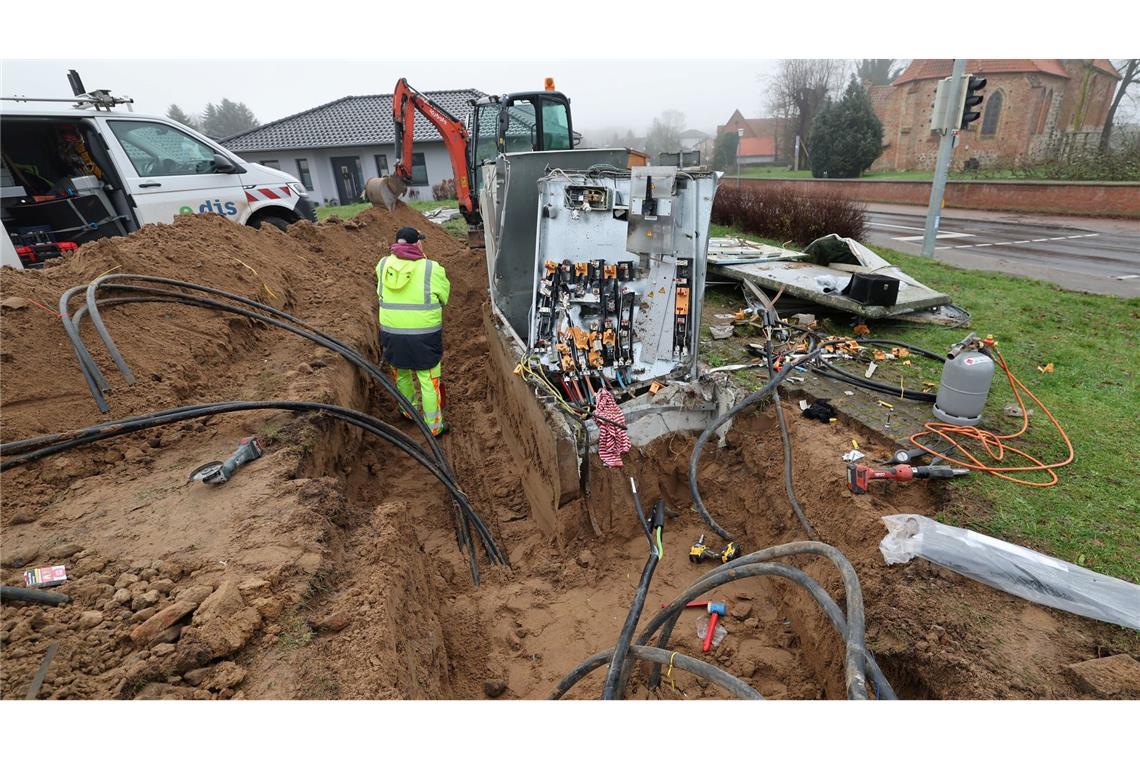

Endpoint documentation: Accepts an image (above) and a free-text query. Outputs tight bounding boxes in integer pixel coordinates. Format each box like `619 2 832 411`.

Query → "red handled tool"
846 462 969 494
702 601 726 652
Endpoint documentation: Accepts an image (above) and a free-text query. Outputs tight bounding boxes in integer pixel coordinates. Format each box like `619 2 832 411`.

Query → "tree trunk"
1100 59 1138 153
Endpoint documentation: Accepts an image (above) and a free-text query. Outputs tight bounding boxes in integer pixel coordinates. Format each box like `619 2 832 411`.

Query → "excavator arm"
381 78 477 221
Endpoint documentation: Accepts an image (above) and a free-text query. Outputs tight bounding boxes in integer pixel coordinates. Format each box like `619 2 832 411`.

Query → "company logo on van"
179 200 239 216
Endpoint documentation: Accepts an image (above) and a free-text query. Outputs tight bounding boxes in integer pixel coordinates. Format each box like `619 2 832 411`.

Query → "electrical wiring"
0 400 507 575
551 646 762 700
908 347 1074 486
76 284 477 558
601 484 661 700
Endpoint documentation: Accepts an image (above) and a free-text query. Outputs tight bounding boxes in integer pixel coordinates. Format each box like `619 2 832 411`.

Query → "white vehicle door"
101 119 246 224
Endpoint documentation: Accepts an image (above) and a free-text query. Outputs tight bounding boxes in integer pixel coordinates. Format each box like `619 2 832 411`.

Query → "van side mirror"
212 153 239 174
572 131 582 147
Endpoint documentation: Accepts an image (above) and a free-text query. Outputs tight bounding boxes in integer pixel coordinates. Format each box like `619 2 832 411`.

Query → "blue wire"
615 370 626 389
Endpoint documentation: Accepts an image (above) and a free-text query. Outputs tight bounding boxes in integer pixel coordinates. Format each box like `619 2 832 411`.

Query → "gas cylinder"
933 347 995 426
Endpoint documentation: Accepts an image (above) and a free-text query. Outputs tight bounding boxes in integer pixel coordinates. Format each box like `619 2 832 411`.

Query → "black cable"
639 551 892 699
1 401 507 575
641 541 869 699
689 344 832 542
764 337 820 540
1 586 71 606
68 280 478 567
551 645 762 700
601 489 663 700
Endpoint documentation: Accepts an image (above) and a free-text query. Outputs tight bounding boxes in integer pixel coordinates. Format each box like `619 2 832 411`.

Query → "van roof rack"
0 69 133 112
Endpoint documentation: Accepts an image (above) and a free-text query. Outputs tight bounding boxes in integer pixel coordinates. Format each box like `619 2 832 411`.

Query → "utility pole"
793 134 801 172
921 58 967 258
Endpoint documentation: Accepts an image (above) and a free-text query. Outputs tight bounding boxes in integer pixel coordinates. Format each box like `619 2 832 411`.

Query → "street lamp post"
736 127 744 188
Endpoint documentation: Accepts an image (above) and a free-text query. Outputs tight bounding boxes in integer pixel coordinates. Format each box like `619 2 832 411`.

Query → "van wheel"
249 213 291 231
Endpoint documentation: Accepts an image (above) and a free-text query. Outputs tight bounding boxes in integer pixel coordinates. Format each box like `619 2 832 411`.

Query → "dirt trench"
2 205 1134 700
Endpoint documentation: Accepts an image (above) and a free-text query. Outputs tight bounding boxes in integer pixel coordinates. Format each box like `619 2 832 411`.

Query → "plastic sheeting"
880 514 1140 631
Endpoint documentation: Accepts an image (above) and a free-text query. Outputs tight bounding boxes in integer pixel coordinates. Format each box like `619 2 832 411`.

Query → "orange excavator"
366 77 576 229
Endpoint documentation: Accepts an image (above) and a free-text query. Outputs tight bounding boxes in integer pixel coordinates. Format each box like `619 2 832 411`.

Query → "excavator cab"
468 92 574 208
367 78 574 230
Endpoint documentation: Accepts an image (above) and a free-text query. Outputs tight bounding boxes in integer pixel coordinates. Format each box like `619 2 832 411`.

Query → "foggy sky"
1 59 782 136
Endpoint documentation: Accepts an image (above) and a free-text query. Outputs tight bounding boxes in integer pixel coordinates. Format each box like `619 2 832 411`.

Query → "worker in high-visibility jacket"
377 226 452 436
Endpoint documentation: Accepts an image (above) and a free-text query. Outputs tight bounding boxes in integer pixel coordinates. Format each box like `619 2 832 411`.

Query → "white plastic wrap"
880 514 1140 631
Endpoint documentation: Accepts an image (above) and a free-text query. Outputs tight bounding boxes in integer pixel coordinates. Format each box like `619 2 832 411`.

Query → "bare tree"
855 59 903 86
645 109 686 158
767 60 846 165
1100 59 1139 152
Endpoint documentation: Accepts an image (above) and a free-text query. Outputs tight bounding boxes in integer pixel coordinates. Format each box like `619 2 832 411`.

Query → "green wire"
655 526 663 558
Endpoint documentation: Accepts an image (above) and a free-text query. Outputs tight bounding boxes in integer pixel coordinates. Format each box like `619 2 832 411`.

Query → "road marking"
868 222 927 232
1116 274 1140 281
1047 237 1067 241
974 243 993 247
1031 238 1049 242
1011 240 1031 244
892 232 974 242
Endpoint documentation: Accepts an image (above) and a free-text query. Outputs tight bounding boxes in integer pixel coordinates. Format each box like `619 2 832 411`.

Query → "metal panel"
483 149 628 338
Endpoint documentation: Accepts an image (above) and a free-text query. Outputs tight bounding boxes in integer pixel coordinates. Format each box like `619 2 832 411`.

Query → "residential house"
868 59 1121 172
222 89 484 206
718 111 788 165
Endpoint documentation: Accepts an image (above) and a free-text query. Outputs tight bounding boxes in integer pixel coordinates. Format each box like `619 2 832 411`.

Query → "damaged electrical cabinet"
481 150 724 536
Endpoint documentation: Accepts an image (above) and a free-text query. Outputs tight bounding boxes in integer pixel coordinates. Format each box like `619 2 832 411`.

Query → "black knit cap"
396 226 426 243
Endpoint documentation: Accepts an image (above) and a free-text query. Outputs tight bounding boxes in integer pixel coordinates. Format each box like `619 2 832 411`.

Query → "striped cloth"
594 387 631 468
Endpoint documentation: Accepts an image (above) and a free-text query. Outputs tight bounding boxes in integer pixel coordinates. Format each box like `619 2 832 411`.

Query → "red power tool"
846 462 969 494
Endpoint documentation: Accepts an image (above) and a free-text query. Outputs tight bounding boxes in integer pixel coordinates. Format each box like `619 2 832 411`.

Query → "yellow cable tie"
93 264 121 280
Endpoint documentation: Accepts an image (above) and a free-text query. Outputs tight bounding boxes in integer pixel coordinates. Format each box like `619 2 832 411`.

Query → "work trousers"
391 362 445 435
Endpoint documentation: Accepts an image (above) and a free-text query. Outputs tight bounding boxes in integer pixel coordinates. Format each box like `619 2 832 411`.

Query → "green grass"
713 227 1140 582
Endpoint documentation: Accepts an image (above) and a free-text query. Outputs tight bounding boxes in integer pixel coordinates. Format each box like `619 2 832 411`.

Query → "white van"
2 83 315 269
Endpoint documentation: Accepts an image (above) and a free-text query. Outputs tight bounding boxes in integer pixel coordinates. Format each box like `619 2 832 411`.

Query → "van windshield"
108 120 219 177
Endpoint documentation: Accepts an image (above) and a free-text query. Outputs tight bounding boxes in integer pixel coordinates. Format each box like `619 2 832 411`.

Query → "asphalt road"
862 205 1140 298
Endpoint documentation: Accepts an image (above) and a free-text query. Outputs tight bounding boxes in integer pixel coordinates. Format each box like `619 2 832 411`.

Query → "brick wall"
871 63 1117 172
737 177 1140 218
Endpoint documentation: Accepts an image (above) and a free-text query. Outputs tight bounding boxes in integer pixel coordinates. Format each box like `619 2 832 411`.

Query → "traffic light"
960 75 987 129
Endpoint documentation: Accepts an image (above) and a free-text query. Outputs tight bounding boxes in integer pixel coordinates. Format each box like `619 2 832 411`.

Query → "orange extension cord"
908 347 1074 487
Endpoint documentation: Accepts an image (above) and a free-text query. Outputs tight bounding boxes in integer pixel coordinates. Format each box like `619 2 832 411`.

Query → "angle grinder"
189 436 263 485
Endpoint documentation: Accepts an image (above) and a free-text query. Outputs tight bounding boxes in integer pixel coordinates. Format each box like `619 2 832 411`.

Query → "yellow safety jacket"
376 255 450 334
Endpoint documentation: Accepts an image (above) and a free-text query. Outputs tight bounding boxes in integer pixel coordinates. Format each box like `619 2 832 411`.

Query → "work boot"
432 422 451 438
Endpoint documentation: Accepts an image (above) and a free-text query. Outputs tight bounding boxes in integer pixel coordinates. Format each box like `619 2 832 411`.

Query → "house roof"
680 128 710 139
221 89 485 153
721 114 784 140
1090 59 1123 79
738 136 776 157
893 59 1075 85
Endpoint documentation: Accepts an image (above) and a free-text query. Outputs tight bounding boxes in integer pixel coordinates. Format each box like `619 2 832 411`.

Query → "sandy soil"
2 205 1135 700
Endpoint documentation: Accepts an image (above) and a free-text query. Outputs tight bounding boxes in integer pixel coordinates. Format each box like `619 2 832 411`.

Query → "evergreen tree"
712 130 740 171
166 104 198 129
200 99 260 139
808 78 884 178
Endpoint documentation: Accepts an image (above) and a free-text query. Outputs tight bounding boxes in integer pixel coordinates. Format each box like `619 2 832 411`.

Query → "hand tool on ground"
720 542 741 563
689 534 719 563
189 436 263 485
661 599 711 609
702 601 727 652
846 462 970 495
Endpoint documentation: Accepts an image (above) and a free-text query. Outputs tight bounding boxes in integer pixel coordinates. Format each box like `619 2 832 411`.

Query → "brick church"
868 59 1121 172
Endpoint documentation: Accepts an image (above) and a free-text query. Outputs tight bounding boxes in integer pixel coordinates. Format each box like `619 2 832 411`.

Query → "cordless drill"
846 462 969 494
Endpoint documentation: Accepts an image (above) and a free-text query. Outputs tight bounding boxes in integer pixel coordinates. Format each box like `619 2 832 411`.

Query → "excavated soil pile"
2 205 1135 700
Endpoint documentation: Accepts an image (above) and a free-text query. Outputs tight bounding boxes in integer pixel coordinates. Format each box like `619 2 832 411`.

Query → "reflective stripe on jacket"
376 255 451 334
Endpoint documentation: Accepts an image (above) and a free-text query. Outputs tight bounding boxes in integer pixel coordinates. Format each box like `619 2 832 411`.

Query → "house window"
294 158 313 190
981 91 1003 136
261 159 280 169
410 152 428 185
374 154 389 177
